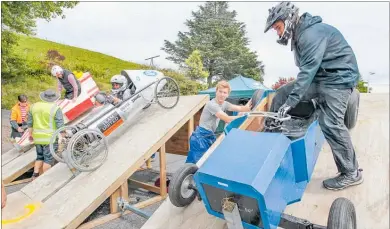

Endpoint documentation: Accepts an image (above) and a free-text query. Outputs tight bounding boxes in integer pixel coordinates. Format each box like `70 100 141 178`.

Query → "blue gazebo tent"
198 75 268 99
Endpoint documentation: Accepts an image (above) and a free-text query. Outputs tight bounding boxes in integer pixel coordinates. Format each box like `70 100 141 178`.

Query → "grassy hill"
1 35 203 109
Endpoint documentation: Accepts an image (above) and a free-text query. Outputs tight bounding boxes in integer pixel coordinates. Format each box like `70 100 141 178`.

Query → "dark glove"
278 103 292 118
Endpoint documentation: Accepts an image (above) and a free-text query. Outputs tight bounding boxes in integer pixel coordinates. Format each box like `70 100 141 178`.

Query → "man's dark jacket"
286 13 360 108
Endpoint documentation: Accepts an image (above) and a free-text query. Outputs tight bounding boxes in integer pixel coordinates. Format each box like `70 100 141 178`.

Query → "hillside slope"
1 35 202 109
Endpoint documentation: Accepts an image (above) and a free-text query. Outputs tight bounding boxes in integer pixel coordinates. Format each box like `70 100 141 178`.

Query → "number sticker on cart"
97 112 124 136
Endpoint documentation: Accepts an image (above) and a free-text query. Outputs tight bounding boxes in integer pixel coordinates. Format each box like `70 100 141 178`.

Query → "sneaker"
323 170 363 190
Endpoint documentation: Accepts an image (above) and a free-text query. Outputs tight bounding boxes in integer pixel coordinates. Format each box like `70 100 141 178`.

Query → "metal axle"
117 197 151 219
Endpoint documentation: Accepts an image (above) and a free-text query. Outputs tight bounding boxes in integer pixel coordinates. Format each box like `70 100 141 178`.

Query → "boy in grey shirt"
186 80 252 164
199 98 233 133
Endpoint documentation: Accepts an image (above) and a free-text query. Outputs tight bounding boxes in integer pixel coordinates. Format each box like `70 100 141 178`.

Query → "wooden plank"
1 191 65 229
165 124 189 153
166 110 201 154
2 151 36 184
2 148 23 166
159 144 167 197
141 196 226 229
4 95 208 229
21 163 74 202
142 94 390 229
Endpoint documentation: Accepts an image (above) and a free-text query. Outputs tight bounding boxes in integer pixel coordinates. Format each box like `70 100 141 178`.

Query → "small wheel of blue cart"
327 197 357 229
168 163 198 207
344 88 360 130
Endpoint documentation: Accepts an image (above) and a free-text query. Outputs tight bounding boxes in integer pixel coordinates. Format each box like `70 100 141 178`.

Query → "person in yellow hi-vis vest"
27 89 64 179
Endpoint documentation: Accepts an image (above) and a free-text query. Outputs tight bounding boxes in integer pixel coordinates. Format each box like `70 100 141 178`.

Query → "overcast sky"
35 1 389 88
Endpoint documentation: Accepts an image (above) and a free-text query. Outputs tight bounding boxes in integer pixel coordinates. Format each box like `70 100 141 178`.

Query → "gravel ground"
2 109 186 229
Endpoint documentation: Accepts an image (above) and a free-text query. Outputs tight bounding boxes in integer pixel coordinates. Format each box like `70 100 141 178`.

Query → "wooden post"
110 187 121 213
120 180 129 202
110 181 129 213
159 144 167 198
188 116 194 139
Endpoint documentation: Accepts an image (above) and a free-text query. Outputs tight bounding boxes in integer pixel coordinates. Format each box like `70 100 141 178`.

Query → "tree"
272 77 296 90
356 72 370 93
1 1 78 78
357 80 369 93
184 49 209 80
162 1 265 88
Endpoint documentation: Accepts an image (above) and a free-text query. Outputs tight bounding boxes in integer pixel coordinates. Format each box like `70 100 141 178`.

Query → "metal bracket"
222 199 244 229
117 197 151 219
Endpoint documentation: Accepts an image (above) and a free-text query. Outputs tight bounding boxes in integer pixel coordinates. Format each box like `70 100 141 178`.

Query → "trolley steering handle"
244 111 291 122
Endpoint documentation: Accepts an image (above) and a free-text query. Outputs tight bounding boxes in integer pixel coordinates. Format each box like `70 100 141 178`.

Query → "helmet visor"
112 82 123 89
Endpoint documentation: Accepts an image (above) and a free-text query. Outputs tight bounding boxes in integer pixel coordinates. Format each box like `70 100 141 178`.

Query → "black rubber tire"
251 89 265 110
327 197 357 229
344 88 360 130
168 163 198 207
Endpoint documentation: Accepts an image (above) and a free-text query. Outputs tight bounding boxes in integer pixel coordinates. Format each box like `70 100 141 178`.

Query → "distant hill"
1 35 203 109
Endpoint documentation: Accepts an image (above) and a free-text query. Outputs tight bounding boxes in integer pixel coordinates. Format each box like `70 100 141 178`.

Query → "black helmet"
264 1 299 46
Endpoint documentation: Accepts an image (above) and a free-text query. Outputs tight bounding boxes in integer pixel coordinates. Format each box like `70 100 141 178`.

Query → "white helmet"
51 65 63 77
110 75 128 94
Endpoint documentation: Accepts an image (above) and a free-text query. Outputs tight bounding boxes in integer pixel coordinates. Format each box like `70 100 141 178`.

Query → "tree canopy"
162 1 265 87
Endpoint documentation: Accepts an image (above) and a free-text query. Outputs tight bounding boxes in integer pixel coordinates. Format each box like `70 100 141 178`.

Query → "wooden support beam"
129 179 161 194
110 181 130 213
4 178 32 187
188 116 194 140
110 187 121 213
159 144 167 197
77 196 164 229
120 181 129 202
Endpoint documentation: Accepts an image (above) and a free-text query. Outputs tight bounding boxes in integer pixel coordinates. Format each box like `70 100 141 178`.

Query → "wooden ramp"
141 93 389 229
1 95 208 229
2 112 92 184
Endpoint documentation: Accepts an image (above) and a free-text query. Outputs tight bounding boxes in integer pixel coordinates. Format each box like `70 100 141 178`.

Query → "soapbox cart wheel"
344 88 360 130
154 77 180 109
50 126 79 163
66 129 109 172
168 163 198 207
327 197 357 229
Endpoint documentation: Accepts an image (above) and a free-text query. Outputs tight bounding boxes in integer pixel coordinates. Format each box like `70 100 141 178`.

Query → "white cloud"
35 1 389 88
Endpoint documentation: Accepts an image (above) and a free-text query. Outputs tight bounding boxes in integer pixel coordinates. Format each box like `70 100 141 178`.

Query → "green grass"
2 34 204 109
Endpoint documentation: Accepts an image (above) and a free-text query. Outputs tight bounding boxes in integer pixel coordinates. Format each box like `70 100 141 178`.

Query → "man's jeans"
274 83 359 174
315 86 359 174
